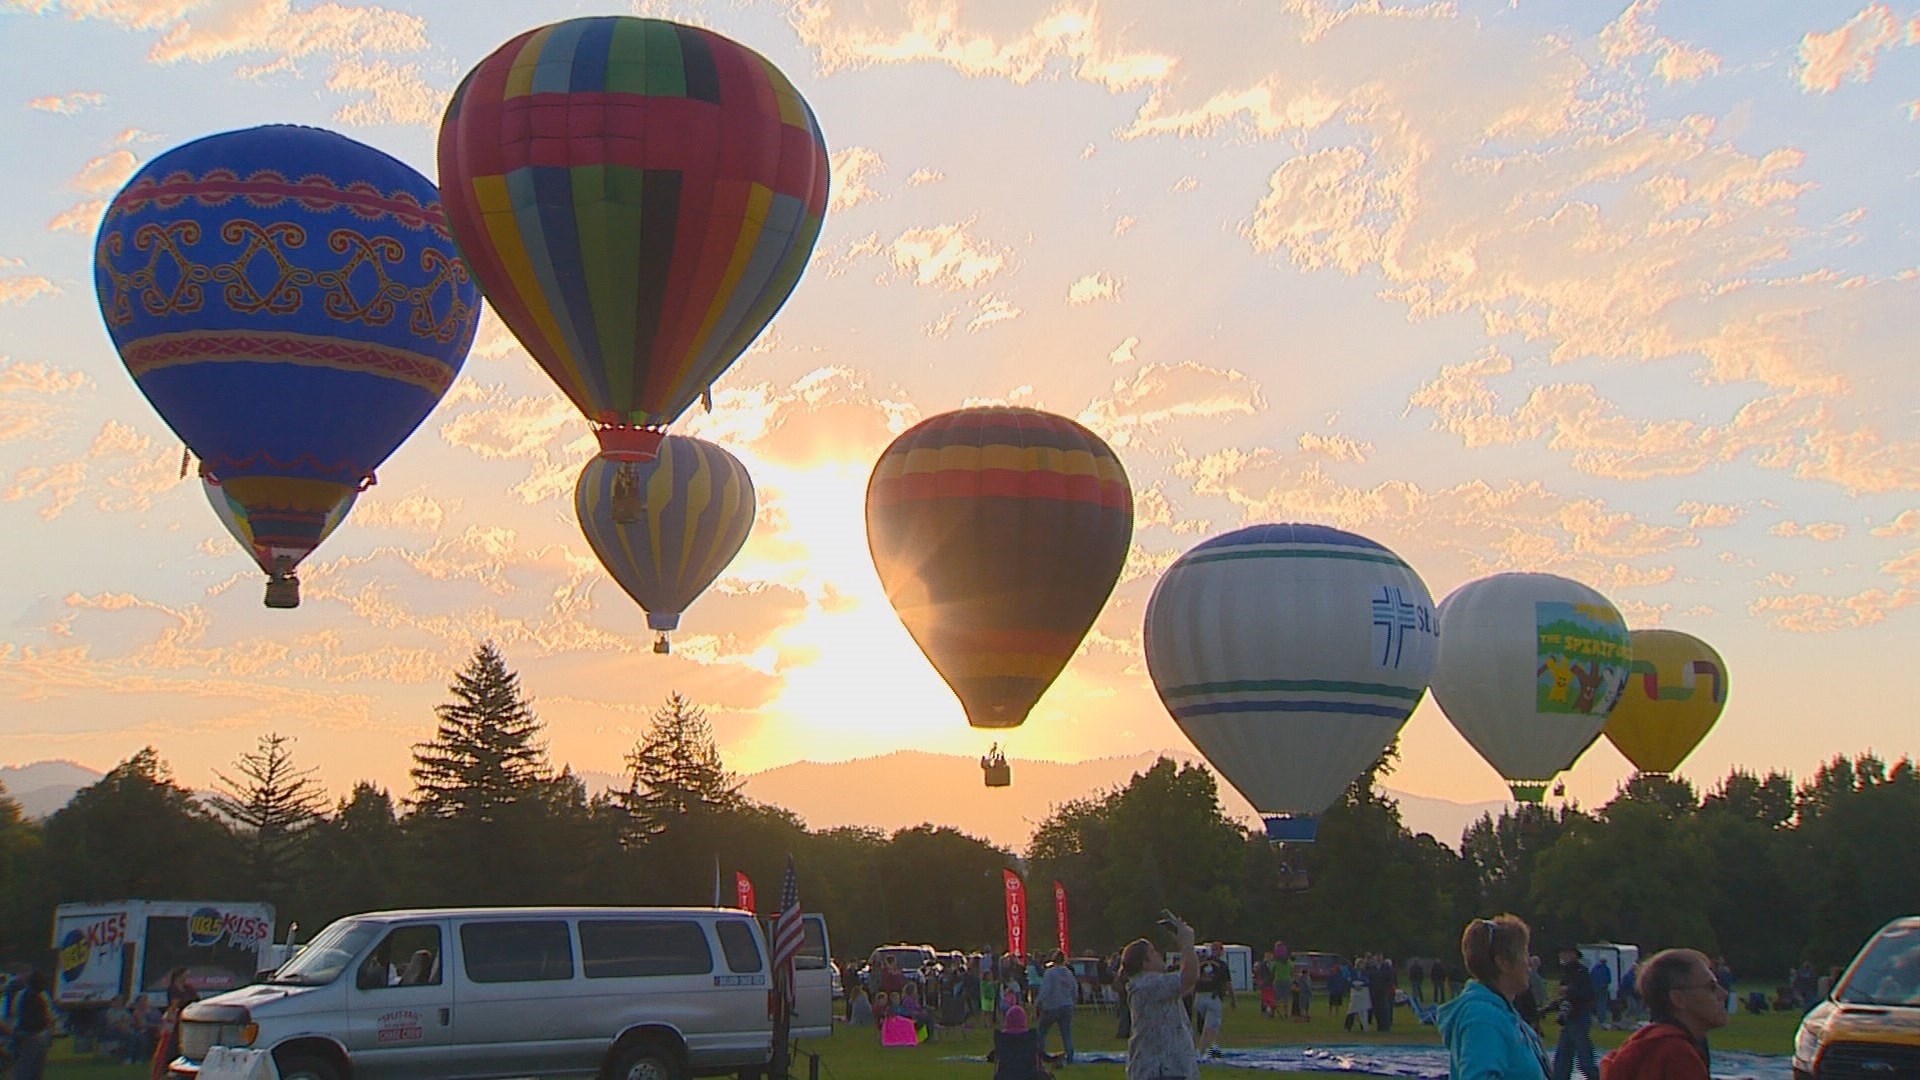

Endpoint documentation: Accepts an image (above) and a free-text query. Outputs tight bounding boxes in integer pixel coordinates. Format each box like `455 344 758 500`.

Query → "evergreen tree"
617 692 742 841
410 642 549 822
208 733 327 902
296 782 406 925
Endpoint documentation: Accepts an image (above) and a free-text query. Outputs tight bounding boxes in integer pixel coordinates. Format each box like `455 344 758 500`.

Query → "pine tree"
208 733 327 895
410 642 549 822
618 692 742 842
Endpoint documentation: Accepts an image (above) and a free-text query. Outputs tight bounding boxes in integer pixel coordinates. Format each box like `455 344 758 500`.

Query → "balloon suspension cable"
652 632 670 655
611 462 642 524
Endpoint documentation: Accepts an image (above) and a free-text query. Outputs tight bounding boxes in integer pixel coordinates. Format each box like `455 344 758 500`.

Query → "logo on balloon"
188 907 225 947
1371 585 1436 668
1534 602 1629 715
58 929 88 982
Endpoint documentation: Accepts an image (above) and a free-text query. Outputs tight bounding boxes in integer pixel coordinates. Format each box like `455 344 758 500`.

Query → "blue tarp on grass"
953 1044 1793 1079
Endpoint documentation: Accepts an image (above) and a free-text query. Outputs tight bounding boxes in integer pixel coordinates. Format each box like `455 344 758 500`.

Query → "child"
1291 968 1310 1022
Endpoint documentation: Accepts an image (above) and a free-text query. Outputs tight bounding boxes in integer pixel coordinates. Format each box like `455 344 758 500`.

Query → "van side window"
459 921 574 984
715 920 762 974
356 924 442 991
579 920 713 978
797 919 827 971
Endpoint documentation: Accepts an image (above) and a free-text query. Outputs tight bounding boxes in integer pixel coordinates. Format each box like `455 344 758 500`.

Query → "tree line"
1 643 1914 985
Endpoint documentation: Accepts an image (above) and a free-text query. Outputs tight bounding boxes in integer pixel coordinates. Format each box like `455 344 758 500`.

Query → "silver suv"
169 906 833 1080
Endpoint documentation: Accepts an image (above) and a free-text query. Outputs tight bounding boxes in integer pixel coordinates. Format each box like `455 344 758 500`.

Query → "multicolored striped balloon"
94 125 480 608
575 436 755 653
203 477 357 607
1144 524 1438 843
866 407 1133 729
438 17 830 459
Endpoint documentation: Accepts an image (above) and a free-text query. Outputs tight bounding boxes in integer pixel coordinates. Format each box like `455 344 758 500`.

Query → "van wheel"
610 1040 683 1080
275 1054 343 1080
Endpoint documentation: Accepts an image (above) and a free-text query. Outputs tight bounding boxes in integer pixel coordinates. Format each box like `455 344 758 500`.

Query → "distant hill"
3 752 1508 850
735 750 1510 851
1 760 104 820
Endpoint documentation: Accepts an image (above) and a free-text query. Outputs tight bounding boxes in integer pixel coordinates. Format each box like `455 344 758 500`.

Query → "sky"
2 0 1919 825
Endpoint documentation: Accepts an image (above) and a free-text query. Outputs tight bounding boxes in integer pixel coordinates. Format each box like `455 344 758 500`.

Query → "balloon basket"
594 425 664 463
652 633 670 655
1262 815 1318 844
983 762 1011 787
264 574 301 609
1508 781 1550 803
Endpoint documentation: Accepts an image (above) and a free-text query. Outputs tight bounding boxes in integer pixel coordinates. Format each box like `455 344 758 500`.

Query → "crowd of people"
0 965 199 1080
834 917 1767 1080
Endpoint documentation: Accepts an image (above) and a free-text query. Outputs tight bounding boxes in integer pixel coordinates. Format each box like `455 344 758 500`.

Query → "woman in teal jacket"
1437 916 1551 1080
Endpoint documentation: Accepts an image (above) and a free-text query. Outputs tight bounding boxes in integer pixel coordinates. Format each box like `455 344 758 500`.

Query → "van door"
792 915 833 1040
344 920 454 1080
449 917 579 1077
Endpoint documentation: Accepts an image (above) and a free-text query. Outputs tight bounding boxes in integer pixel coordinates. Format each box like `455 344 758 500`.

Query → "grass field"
40 989 1802 1079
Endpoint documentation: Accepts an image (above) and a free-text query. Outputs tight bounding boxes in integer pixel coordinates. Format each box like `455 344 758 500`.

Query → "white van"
169 906 833 1080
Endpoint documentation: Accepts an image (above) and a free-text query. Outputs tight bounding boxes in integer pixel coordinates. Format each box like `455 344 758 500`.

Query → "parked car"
1296 951 1346 987
867 945 937 986
1794 916 1920 1080
1069 956 1114 1005
167 906 834 1080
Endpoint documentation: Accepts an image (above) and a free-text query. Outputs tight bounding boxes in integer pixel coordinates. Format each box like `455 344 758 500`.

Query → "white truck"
53 900 278 1010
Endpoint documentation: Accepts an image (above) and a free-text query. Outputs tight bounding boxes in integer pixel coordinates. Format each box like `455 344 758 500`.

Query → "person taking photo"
1117 912 1201 1080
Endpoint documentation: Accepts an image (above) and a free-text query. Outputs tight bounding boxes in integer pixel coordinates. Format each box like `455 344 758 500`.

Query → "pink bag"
880 1016 918 1047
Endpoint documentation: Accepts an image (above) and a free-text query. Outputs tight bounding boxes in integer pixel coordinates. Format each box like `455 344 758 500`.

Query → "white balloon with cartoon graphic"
1429 571 1631 802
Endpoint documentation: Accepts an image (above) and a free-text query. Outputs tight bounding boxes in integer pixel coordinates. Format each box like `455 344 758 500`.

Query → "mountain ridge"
3 752 1509 849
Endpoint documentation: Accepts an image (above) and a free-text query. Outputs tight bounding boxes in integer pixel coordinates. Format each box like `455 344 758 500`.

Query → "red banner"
1054 880 1069 957
1003 869 1026 958
736 871 756 913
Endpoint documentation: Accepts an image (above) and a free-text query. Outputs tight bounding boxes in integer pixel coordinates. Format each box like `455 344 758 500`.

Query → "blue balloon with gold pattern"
94 125 480 608
575 436 755 654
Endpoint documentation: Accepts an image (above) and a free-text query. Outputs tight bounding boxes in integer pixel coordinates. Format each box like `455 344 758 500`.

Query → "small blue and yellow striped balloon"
575 437 755 650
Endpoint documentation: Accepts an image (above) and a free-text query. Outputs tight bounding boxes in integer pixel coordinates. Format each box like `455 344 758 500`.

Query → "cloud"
351 493 453 532
1175 446 1693 590
788 2 1173 89
0 357 90 445
1108 336 1140 365
1871 510 1920 537
1748 588 1920 632
0 275 58 306
1795 4 1920 94
889 222 1011 289
1600 0 1720 85
27 91 106 114
326 58 437 127
1676 501 1742 529
1080 361 1263 449
1769 520 1848 542
1066 272 1120 305
1297 431 1370 463
16 0 434 121
905 167 944 186
828 146 886 211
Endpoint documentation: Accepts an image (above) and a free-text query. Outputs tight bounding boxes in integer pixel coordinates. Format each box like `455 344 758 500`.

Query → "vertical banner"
1003 869 1027 958
1054 880 1070 957
736 871 756 913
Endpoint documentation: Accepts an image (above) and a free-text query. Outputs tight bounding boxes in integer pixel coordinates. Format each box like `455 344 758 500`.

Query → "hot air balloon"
1602 628 1727 775
1430 572 1632 802
204 477 356 594
576 436 754 654
1144 524 1439 842
436 16 831 465
94 125 480 607
866 407 1132 730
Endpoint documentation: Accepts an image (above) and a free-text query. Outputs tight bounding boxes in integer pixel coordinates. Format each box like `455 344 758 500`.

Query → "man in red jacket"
1600 949 1728 1080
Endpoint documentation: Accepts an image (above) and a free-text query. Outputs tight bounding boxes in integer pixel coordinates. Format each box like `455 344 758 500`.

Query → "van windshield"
268 920 381 986
1837 926 1920 1007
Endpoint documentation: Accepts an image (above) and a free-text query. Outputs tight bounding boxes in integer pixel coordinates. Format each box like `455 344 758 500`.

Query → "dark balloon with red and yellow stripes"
437 17 830 461
866 407 1133 730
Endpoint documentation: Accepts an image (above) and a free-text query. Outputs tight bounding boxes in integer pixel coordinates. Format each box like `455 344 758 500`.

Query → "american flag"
770 853 802 1009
